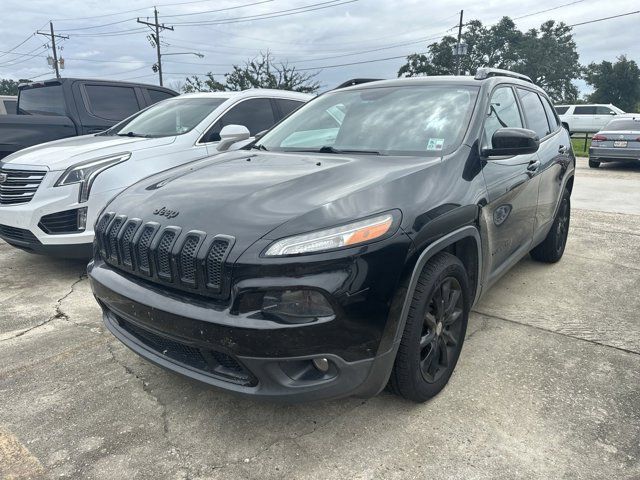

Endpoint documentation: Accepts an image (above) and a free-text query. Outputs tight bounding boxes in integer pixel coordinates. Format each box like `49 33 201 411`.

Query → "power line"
0 33 37 60
568 9 639 27
170 0 358 26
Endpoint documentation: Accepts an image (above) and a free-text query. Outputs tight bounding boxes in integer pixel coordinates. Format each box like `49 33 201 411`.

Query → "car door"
75 83 143 135
595 106 617 131
572 106 595 133
480 85 541 283
200 97 277 154
520 89 569 242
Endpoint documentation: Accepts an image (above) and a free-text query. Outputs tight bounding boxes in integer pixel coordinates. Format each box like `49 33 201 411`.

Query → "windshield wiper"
117 131 150 138
317 145 382 155
250 144 268 151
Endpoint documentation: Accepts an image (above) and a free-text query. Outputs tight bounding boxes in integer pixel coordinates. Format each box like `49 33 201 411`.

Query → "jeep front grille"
95 211 234 299
0 168 47 205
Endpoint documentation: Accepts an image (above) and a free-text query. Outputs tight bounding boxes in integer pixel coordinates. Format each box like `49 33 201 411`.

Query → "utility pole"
137 8 174 86
455 10 464 76
37 21 68 79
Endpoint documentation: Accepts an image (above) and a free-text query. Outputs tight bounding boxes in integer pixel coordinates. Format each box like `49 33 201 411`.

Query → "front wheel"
530 189 570 263
389 252 470 402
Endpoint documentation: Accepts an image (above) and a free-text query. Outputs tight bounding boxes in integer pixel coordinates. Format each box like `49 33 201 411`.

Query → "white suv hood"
1 134 177 170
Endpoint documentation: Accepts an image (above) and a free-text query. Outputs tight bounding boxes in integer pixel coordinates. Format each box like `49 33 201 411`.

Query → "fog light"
261 289 334 324
312 357 330 373
77 207 88 231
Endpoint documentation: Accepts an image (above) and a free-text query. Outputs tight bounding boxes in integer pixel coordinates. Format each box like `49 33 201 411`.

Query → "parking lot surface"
1 157 639 479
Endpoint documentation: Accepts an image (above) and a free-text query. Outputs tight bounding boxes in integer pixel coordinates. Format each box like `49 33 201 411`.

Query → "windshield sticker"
426 138 445 151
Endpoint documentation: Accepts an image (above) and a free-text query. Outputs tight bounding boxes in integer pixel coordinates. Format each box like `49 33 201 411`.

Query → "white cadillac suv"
0 89 311 257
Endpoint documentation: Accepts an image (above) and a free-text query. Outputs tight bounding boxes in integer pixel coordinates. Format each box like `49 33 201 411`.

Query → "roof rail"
474 68 533 83
334 78 382 90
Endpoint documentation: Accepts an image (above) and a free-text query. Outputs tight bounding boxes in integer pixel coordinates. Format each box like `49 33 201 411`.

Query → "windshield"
256 85 479 156
604 119 640 131
110 97 226 137
18 85 66 116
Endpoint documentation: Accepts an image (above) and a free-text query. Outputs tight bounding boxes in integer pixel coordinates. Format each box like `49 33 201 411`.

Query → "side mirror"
483 128 539 157
217 124 250 151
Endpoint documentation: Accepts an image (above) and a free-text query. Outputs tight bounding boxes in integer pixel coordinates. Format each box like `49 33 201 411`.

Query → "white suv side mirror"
217 124 250 151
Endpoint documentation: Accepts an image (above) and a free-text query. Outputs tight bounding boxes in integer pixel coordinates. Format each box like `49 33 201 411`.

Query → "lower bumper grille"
0 168 46 205
115 315 257 387
0 224 39 245
38 208 84 234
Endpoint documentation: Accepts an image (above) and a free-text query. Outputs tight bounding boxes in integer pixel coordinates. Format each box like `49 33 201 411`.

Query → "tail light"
592 134 607 141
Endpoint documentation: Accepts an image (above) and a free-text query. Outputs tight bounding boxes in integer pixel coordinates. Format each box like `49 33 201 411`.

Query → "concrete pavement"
1 157 639 479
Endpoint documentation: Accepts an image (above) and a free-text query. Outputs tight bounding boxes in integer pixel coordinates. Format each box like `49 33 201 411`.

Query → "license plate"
613 140 628 148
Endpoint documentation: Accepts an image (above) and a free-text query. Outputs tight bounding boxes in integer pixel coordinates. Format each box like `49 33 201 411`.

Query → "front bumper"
88 232 411 402
589 146 640 162
0 164 121 257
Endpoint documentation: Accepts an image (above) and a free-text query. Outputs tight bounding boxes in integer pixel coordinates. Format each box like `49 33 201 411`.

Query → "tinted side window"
276 99 305 118
3 100 17 114
574 106 596 115
554 106 569 115
595 106 615 115
203 98 276 141
541 96 559 131
148 89 174 105
85 85 140 121
517 88 550 138
483 87 522 148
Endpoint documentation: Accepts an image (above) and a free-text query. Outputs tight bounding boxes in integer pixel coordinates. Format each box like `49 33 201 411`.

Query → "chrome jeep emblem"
153 206 179 219
0 173 7 184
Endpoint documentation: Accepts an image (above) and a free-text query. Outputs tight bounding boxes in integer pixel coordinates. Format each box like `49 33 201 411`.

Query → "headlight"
55 152 130 203
264 212 396 256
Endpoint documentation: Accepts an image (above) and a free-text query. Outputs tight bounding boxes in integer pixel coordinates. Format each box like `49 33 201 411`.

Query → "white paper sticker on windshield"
427 138 444 151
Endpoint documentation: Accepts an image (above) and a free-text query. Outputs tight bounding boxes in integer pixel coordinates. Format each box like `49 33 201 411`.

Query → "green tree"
584 55 640 113
184 51 320 94
0 78 25 95
398 17 581 102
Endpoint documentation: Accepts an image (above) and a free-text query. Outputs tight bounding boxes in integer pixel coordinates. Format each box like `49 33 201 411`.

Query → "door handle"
558 145 569 154
527 159 540 174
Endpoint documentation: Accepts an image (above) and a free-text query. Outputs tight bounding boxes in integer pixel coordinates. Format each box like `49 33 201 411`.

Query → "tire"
530 189 571 263
588 158 600 168
389 252 470 402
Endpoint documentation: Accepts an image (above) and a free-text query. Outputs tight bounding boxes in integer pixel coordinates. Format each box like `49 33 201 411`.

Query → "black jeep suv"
88 69 575 402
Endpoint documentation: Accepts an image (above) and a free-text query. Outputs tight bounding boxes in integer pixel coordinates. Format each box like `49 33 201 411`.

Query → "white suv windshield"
110 97 226 137
257 85 479 156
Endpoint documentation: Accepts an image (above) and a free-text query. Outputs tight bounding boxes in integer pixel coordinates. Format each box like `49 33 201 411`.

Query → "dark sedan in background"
589 117 640 168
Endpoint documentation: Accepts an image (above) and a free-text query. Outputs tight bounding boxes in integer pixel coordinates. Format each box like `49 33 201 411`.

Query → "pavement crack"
472 309 640 356
1 273 87 342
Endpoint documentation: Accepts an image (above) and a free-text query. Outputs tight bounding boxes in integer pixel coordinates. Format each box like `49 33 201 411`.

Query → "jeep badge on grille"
153 206 179 219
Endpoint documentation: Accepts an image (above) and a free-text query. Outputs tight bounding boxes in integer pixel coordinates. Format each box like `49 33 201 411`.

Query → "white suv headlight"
55 152 130 203
264 212 396 257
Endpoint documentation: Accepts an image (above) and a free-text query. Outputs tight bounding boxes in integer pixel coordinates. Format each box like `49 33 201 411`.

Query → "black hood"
105 150 439 255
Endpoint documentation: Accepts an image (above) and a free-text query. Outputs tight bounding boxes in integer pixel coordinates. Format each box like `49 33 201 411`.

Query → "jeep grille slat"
94 212 233 299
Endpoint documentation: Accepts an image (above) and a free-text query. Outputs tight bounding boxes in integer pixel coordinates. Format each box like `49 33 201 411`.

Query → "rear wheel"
588 158 600 168
530 189 570 263
389 252 470 402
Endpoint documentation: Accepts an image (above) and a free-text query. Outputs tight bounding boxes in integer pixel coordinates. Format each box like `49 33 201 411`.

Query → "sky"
0 0 637 94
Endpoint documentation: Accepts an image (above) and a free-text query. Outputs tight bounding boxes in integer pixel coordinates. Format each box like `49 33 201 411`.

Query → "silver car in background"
589 117 640 168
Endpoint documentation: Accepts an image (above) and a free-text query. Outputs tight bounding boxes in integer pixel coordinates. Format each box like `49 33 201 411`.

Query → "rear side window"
202 98 276 142
3 99 17 114
554 106 569 115
483 86 522 148
276 99 305 118
574 106 596 115
540 96 559 131
147 89 174 105
18 85 66 116
84 85 140 121
517 88 551 138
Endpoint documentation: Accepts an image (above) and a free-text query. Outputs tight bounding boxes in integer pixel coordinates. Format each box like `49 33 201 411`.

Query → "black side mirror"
483 128 539 157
